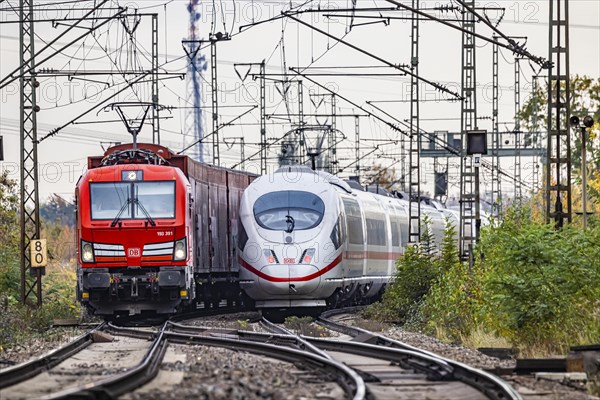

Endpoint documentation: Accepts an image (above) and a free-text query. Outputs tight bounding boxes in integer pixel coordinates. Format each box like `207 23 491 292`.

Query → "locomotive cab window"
90 181 175 220
253 191 324 232
90 183 131 220
135 181 176 219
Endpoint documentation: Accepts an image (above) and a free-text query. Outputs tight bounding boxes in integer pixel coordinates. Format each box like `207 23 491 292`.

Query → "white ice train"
237 166 458 311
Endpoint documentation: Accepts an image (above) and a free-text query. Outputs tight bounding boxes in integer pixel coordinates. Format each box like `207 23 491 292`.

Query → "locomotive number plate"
283 258 295 264
128 248 141 257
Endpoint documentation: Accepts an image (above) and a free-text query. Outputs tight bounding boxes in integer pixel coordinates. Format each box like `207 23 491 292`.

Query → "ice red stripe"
239 253 343 282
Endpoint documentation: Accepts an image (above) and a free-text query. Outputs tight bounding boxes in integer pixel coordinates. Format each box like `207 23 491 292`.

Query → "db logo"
283 258 295 264
128 248 141 257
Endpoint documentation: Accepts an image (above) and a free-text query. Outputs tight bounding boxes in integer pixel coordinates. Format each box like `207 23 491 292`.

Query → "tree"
519 75 600 134
0 171 20 298
518 75 600 167
40 194 75 227
364 163 398 189
519 75 600 203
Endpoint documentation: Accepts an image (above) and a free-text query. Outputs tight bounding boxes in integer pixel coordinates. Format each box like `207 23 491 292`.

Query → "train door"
213 184 226 273
341 197 365 279
379 199 395 278
195 181 211 273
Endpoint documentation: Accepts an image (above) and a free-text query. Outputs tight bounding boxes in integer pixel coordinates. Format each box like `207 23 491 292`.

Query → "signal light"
466 130 488 155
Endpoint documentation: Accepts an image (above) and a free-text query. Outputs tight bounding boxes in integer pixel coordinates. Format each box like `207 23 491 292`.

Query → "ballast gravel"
129 344 344 400
0 327 87 366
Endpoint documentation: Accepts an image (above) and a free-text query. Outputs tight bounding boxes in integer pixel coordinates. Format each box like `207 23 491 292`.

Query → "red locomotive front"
76 144 194 317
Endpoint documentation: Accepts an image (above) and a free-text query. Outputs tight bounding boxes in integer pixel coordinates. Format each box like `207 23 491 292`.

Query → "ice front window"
253 191 325 232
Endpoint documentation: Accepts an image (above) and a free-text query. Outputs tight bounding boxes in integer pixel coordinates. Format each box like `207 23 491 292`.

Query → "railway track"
314 307 522 400
165 320 365 398
0 322 164 399
169 310 521 399
1 314 362 399
0 308 522 399
0 322 106 390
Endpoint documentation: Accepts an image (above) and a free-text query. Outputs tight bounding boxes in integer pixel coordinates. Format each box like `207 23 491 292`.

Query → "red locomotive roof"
103 143 174 159
87 142 191 174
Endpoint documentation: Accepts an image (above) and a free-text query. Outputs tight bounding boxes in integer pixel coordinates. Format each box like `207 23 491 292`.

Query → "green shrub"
421 220 479 340
367 204 600 354
479 211 600 350
368 217 438 324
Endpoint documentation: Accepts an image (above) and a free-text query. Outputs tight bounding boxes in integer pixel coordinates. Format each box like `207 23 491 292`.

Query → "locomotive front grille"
93 243 126 262
143 241 174 255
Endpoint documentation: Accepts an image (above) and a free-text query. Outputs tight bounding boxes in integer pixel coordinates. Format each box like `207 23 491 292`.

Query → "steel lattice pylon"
151 14 160 144
297 80 305 165
328 95 338 174
459 0 477 260
408 0 420 243
211 39 220 165
258 61 266 174
491 40 502 218
514 58 522 200
354 116 360 177
546 0 571 227
19 0 42 306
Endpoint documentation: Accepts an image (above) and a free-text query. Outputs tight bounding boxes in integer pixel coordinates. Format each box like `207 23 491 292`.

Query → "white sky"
0 0 598 201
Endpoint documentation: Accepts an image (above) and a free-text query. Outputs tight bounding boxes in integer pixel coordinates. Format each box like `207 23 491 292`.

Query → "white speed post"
30 239 48 268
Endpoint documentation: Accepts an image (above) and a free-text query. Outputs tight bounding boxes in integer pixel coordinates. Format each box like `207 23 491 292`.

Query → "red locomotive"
76 143 255 318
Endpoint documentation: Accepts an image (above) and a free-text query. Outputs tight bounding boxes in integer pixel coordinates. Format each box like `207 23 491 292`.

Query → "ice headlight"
173 238 187 261
81 241 94 263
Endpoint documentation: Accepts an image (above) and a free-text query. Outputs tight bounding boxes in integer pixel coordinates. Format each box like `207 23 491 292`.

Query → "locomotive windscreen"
90 181 175 220
253 190 324 232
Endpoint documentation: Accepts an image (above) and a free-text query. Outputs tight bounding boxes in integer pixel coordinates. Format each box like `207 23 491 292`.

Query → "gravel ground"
183 311 264 331
0 327 87 367
129 344 344 400
504 375 596 400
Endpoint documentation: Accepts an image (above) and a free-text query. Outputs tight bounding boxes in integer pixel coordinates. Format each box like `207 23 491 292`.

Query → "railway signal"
570 115 596 229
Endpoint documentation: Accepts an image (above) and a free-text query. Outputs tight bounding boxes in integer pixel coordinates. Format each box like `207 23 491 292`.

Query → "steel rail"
318 308 522 400
168 320 328 359
167 322 365 400
255 318 454 381
0 322 105 389
258 317 333 360
43 322 168 399
305 336 454 381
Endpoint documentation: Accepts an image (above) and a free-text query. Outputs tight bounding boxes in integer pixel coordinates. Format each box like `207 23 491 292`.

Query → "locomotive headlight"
81 241 94 263
173 238 187 261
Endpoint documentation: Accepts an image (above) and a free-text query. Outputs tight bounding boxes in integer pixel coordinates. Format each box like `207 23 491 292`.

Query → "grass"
283 316 331 337
458 326 513 351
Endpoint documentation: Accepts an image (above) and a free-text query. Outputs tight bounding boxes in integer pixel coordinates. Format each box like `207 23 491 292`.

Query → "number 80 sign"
30 239 48 267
